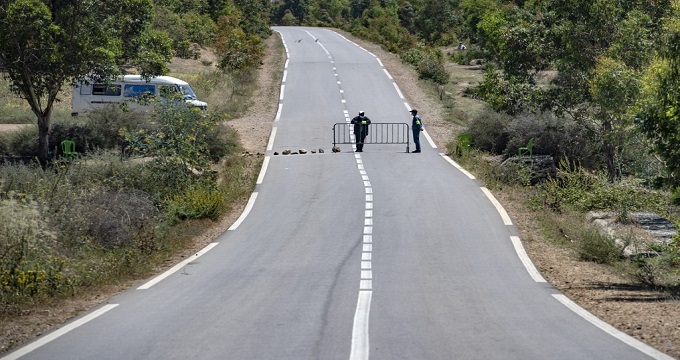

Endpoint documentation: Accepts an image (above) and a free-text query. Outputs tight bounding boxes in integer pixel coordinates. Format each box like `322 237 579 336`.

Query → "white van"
71 75 208 116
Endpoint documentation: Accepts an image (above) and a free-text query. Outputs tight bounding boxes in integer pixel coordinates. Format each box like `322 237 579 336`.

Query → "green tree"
414 0 460 45
474 0 672 180
308 0 350 26
0 0 172 167
272 0 309 24
121 100 219 177
234 0 271 38
214 13 265 71
637 1 680 186
589 56 640 181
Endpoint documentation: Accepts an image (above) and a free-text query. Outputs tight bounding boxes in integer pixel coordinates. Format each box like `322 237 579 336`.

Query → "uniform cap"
359 111 365 116
410 109 417 113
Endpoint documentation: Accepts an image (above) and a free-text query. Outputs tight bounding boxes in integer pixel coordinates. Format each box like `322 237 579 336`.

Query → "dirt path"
0 124 30 132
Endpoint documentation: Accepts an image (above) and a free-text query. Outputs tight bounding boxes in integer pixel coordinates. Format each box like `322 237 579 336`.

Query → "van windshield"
180 85 197 100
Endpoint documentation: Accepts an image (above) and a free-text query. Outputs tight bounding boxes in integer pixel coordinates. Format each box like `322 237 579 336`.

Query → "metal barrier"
333 123 410 152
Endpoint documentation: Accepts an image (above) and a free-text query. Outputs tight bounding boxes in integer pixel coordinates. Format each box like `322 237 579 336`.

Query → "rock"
319 148 325 153
274 151 279 155
282 149 291 155
587 212 677 257
628 212 677 245
311 150 317 154
331 146 340 153
299 149 307 154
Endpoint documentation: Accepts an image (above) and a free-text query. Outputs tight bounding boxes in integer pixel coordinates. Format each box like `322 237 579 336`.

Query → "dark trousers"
356 127 368 150
412 128 421 151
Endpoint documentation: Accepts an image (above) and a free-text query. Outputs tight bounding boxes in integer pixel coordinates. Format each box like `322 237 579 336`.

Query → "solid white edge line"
256 156 270 185
552 294 674 360
1 304 119 360
480 187 513 225
267 126 277 151
138 243 219 290
423 129 437 149
393 83 404 99
383 69 393 80
228 192 259 231
439 154 476 179
275 103 283 122
349 290 372 360
510 236 546 283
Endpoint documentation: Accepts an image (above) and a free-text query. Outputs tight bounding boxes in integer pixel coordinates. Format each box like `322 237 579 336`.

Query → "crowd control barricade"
333 123 410 153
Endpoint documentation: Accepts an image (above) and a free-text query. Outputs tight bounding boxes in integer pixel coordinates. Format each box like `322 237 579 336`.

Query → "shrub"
577 226 625 264
2 125 38 158
205 124 240 162
534 160 668 213
505 112 595 165
0 194 71 301
84 106 148 150
56 188 160 249
166 183 226 222
466 108 511 154
402 44 450 84
450 47 485 66
0 133 8 154
417 57 450 84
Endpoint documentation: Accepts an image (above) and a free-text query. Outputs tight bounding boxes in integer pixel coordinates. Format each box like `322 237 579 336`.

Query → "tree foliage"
473 0 674 181
0 0 172 167
637 1 680 187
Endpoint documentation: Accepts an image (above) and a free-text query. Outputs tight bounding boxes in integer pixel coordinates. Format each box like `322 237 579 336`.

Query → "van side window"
159 85 179 98
92 84 122 96
124 84 155 98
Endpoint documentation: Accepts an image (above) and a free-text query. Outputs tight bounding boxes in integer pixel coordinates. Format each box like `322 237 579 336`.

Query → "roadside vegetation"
1 0 679 355
0 65 262 307
0 0 270 312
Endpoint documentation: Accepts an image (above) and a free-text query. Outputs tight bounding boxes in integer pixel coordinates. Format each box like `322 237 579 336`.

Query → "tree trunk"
602 119 617 182
37 109 52 168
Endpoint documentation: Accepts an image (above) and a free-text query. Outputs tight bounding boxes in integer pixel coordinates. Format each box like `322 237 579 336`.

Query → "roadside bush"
166 183 225 222
577 225 625 264
402 44 449 84
54 188 160 250
206 124 240 161
2 126 38 158
0 133 7 154
85 107 148 150
505 112 594 164
534 160 667 213
451 47 485 66
417 57 450 84
0 194 71 302
466 108 511 154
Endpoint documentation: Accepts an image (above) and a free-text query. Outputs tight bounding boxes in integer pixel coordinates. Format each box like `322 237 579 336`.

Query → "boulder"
587 212 677 257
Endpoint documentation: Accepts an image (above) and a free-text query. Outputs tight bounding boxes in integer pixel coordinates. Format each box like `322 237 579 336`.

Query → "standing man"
410 109 423 153
351 111 371 152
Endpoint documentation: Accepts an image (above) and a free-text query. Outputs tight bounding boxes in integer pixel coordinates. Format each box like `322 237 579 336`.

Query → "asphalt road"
2 27 673 360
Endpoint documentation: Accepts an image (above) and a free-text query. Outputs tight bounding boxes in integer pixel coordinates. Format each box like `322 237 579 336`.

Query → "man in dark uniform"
410 109 423 153
351 111 371 152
